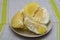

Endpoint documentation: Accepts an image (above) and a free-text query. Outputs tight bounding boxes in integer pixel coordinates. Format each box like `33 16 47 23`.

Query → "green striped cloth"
50 0 60 40
0 0 7 32
0 0 60 40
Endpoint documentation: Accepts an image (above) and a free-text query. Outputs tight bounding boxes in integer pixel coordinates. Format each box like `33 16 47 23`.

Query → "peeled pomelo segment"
33 8 49 24
11 11 24 28
24 2 40 17
37 24 47 34
24 17 47 34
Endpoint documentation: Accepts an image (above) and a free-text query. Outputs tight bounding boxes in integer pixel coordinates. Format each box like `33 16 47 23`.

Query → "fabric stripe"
0 0 7 32
50 0 60 20
50 0 60 40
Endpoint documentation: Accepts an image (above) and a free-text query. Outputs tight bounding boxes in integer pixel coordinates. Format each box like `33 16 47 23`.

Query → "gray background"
0 0 60 40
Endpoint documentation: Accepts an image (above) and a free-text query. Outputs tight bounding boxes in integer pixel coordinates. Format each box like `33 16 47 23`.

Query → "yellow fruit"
37 24 47 34
11 11 24 28
11 2 49 34
24 2 49 24
24 2 39 17
24 17 47 34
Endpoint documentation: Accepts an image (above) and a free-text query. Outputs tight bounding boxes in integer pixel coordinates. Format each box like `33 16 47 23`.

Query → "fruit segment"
24 2 39 17
11 11 24 28
24 17 47 34
24 2 49 24
32 8 50 24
